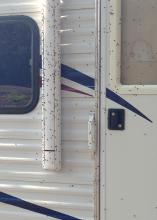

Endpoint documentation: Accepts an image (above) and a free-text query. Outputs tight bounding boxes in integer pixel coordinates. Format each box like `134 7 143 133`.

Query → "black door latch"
108 109 125 130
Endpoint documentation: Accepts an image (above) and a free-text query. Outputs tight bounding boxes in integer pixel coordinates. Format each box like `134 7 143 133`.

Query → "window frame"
0 15 40 114
108 0 157 94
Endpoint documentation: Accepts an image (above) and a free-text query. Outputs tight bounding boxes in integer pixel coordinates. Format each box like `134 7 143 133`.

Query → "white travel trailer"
0 0 156 220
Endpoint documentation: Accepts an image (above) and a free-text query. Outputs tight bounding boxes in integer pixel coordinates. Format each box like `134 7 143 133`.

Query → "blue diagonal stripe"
61 64 152 123
106 88 152 123
0 192 81 220
61 64 95 89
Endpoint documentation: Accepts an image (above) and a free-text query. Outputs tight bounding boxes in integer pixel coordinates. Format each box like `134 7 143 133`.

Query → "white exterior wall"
0 1 98 220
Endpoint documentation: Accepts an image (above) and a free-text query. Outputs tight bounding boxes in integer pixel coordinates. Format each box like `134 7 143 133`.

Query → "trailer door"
101 0 157 219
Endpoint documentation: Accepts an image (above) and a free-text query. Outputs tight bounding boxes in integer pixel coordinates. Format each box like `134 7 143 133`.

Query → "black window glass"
0 16 40 113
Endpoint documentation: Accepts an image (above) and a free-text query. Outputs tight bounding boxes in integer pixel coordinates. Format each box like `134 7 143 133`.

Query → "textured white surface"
0 0 97 219
42 0 61 170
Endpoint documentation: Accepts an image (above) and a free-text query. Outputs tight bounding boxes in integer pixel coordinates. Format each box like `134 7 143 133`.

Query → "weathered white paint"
0 0 98 220
42 0 61 171
101 0 157 220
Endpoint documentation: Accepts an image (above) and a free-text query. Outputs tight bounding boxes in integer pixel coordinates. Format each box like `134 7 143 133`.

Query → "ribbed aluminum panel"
0 1 97 220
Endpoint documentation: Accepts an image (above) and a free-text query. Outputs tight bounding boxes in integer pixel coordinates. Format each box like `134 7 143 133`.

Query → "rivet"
111 112 116 116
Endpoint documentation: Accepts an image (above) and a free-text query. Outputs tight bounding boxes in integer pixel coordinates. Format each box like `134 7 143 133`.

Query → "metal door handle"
88 112 96 157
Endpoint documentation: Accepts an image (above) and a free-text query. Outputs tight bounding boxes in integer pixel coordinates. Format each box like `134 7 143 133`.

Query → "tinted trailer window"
121 0 157 85
0 16 40 114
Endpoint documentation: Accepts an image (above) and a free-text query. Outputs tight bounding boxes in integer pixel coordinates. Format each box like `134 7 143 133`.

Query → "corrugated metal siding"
61 1 95 77
0 1 97 220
